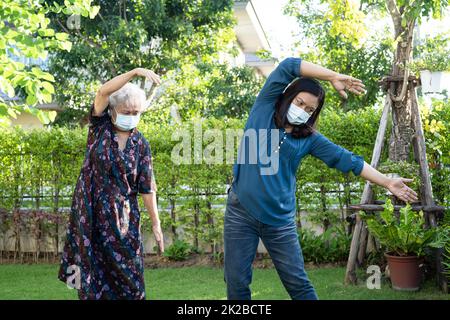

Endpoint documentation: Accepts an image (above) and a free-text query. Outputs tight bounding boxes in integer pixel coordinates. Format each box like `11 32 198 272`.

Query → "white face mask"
113 112 141 131
286 103 311 125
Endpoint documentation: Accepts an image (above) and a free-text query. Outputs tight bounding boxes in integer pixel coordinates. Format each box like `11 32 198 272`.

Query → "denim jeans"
223 186 318 300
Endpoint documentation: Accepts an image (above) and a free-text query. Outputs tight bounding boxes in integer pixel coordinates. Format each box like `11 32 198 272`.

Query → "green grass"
0 264 448 300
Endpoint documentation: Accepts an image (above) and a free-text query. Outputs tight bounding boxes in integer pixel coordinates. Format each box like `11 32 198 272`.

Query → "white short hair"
109 82 146 111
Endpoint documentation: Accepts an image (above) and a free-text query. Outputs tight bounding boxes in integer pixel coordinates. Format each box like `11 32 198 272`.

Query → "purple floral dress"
58 104 156 300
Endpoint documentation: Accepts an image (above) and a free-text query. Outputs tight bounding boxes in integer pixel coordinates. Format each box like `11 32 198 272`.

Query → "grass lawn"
0 264 448 300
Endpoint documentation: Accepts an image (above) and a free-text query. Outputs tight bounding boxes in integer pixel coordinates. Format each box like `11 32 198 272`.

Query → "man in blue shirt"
224 57 419 300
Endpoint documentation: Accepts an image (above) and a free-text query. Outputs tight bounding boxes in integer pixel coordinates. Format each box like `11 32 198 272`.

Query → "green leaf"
41 81 55 94
47 110 57 122
55 32 69 41
59 40 72 51
0 77 15 98
36 110 50 124
7 108 18 119
26 95 38 106
41 73 55 82
0 103 9 117
89 5 100 19
52 1 62 13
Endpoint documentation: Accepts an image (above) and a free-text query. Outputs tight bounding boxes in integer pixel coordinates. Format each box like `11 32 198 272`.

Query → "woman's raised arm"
254 57 302 105
300 61 366 99
93 68 161 116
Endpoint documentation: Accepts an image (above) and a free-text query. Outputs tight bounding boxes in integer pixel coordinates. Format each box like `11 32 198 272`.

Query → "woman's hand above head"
329 74 366 99
133 68 161 85
299 60 366 100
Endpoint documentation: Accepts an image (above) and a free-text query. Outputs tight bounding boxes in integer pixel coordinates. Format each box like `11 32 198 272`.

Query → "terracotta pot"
384 253 423 291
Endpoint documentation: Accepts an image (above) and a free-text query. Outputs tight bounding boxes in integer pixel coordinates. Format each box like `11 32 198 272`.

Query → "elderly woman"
58 68 164 300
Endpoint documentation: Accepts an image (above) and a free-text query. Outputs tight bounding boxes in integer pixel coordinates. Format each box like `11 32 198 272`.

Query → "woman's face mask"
112 110 141 131
286 103 311 125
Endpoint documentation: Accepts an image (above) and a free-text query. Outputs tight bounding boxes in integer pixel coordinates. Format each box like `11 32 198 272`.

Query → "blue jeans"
223 187 318 300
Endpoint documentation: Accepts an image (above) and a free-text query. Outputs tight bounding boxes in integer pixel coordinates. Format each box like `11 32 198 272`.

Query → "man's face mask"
112 110 141 131
286 103 310 125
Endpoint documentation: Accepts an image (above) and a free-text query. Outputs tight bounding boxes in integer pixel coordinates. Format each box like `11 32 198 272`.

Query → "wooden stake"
345 96 391 285
410 86 434 206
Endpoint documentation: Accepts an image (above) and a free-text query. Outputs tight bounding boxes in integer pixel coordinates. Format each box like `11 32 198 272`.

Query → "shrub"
163 240 192 261
298 226 351 264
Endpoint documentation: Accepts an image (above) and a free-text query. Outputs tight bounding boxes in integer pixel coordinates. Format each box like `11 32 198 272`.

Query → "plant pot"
420 70 450 94
384 253 423 291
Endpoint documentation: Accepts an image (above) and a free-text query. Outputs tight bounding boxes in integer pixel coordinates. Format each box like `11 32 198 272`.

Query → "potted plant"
410 33 450 95
361 199 446 291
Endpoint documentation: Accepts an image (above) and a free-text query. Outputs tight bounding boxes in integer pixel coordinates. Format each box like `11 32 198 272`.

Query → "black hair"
274 77 326 139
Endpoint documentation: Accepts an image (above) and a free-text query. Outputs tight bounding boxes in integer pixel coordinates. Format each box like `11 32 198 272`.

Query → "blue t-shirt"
232 57 365 226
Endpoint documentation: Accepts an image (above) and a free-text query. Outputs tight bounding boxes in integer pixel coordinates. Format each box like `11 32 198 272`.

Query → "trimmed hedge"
1 102 449 259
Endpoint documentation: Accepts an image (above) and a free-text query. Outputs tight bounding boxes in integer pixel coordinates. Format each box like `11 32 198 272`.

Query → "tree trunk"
388 12 416 163
206 196 215 254
320 185 330 231
194 203 199 250
170 198 177 239
53 165 60 262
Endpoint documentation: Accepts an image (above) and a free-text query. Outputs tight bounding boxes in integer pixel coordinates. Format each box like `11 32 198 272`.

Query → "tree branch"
56 18 117 76
390 20 415 103
57 18 100 49
56 18 71 35
386 0 402 35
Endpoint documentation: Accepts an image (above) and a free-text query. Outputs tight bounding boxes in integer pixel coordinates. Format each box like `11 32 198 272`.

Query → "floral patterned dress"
58 104 156 300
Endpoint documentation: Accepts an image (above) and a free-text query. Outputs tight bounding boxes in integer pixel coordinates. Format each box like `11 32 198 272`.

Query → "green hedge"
1 103 449 259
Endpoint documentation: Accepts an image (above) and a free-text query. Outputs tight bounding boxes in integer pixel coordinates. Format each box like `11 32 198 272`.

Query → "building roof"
233 0 276 77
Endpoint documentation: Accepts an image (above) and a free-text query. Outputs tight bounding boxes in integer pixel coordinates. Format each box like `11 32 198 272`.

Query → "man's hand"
152 222 164 254
329 74 366 99
386 177 419 203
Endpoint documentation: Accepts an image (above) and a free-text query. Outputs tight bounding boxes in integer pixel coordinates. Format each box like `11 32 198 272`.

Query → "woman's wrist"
360 163 392 189
151 216 161 226
132 68 148 79
131 68 141 78
326 72 341 82
382 177 393 189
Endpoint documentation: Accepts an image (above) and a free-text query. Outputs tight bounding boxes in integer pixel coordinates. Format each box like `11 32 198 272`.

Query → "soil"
0 251 347 269
142 253 345 269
